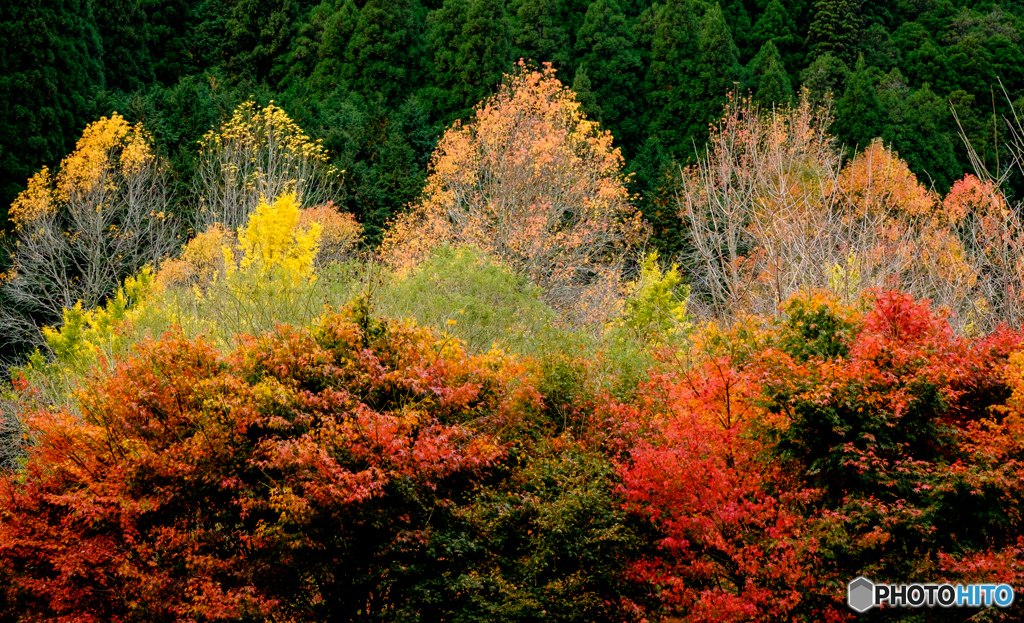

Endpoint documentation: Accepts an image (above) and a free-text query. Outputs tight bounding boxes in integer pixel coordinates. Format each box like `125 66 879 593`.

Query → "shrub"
375 245 559 354
0 305 540 621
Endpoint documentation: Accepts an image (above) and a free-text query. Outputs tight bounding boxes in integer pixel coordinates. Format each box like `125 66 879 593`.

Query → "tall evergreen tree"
0 0 105 225
646 0 701 160
799 51 849 105
751 0 803 82
291 0 359 93
575 0 644 151
347 97 435 244
878 74 958 191
459 0 512 107
572 66 602 121
95 0 154 91
806 0 862 65
694 4 742 129
427 0 472 112
510 0 573 74
222 0 307 87
750 40 793 105
142 0 224 84
721 0 753 60
427 0 511 121
346 0 426 105
833 55 884 150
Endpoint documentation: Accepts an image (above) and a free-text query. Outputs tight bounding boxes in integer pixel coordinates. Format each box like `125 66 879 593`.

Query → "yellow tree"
195 101 340 232
381 62 646 323
1 113 179 349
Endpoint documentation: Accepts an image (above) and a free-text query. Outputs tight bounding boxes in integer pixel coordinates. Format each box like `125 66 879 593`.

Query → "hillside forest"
4 0 1024 621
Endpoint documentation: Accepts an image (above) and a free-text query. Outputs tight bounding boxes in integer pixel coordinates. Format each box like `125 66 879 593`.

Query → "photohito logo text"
847 577 1015 613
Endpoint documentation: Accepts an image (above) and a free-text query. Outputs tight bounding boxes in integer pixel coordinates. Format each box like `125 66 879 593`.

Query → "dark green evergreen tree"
222 0 307 87
290 0 359 93
459 0 512 109
694 4 743 130
750 40 793 105
95 0 154 92
0 0 105 225
510 0 573 74
806 0 861 65
628 137 681 258
799 51 850 106
345 97 435 244
427 0 511 122
346 0 426 105
877 74 958 191
721 0 753 60
572 66 602 121
646 0 701 161
856 23 898 71
751 0 803 82
575 0 644 151
833 55 885 150
426 0 471 115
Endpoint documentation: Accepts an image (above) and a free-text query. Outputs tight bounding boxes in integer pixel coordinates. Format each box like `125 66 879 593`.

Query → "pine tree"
141 0 220 84
575 0 644 151
646 0 701 160
627 137 680 257
833 55 884 150
222 0 305 87
878 75 959 192
694 4 742 129
346 0 425 105
806 0 861 65
721 0 753 60
427 0 472 112
751 0 802 81
94 0 154 92
799 51 849 106
0 0 105 225
427 0 510 122
750 40 793 105
459 0 512 107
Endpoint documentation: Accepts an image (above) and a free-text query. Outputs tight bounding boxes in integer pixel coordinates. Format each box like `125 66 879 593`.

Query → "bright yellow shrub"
224 192 321 285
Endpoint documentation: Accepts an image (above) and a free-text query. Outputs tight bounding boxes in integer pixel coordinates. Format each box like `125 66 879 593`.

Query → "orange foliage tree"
678 93 1024 332
381 62 646 323
0 303 539 621
613 289 1024 620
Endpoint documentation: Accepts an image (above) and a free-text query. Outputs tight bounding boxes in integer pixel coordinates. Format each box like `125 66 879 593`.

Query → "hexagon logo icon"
848 577 875 613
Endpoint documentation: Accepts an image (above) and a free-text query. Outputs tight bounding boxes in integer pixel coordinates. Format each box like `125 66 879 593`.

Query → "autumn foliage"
381 62 646 323
9 53 1024 623
0 303 537 620
609 290 1024 621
